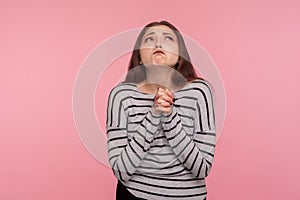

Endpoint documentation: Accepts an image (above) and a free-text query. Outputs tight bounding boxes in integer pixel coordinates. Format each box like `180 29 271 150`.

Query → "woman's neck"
136 64 190 94
137 82 167 94
145 64 173 84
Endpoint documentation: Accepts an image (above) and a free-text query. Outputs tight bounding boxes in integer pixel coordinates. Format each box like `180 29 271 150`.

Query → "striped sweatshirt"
106 79 216 200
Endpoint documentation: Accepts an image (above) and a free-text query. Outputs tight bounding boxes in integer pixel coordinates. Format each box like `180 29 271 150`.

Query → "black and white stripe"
106 80 216 200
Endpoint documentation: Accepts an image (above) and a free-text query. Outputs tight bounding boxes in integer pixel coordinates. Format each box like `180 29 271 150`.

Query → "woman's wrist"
151 104 162 115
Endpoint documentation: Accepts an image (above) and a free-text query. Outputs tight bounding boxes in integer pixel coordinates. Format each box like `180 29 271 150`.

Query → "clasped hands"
152 87 174 115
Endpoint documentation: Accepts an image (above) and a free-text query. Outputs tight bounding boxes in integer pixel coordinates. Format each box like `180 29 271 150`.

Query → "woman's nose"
154 37 162 48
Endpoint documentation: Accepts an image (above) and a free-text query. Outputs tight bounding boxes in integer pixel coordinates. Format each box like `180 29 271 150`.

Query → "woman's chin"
145 61 171 68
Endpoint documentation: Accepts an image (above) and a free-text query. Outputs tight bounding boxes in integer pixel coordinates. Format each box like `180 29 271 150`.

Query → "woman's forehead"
144 25 176 36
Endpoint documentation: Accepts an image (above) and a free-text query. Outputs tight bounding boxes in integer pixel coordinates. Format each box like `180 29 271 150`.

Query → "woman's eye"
165 36 174 41
144 37 153 42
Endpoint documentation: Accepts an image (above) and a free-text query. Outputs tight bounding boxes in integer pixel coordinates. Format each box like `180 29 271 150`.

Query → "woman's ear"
139 60 143 64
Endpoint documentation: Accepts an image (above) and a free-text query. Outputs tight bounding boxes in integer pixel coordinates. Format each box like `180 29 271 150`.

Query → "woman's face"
139 25 179 67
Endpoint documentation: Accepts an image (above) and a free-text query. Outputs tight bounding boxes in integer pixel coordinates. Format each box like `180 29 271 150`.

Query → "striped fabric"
106 79 216 200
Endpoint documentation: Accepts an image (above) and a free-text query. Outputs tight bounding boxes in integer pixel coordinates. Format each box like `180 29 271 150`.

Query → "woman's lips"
153 50 165 55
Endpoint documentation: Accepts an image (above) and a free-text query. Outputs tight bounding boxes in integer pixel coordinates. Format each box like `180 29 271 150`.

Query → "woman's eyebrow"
143 31 175 38
162 32 176 37
143 32 155 38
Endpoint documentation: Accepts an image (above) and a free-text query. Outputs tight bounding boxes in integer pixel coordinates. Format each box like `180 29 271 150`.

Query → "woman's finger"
154 88 174 105
159 94 173 104
164 88 174 99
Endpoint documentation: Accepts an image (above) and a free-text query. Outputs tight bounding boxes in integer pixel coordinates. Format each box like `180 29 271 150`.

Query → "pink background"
1 0 300 199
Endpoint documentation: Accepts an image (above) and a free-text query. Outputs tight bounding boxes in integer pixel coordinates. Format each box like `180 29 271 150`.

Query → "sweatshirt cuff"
161 107 177 124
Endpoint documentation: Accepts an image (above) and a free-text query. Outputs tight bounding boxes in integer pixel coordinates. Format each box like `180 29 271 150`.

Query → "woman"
106 21 216 200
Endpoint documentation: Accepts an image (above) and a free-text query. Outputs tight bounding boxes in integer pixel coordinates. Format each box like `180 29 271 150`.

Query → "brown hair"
125 20 202 83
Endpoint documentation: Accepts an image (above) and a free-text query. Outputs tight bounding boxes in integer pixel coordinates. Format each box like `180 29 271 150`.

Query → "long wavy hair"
124 21 202 83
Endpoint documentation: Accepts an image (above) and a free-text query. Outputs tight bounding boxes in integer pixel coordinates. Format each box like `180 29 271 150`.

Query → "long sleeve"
106 84 161 182
161 81 216 179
